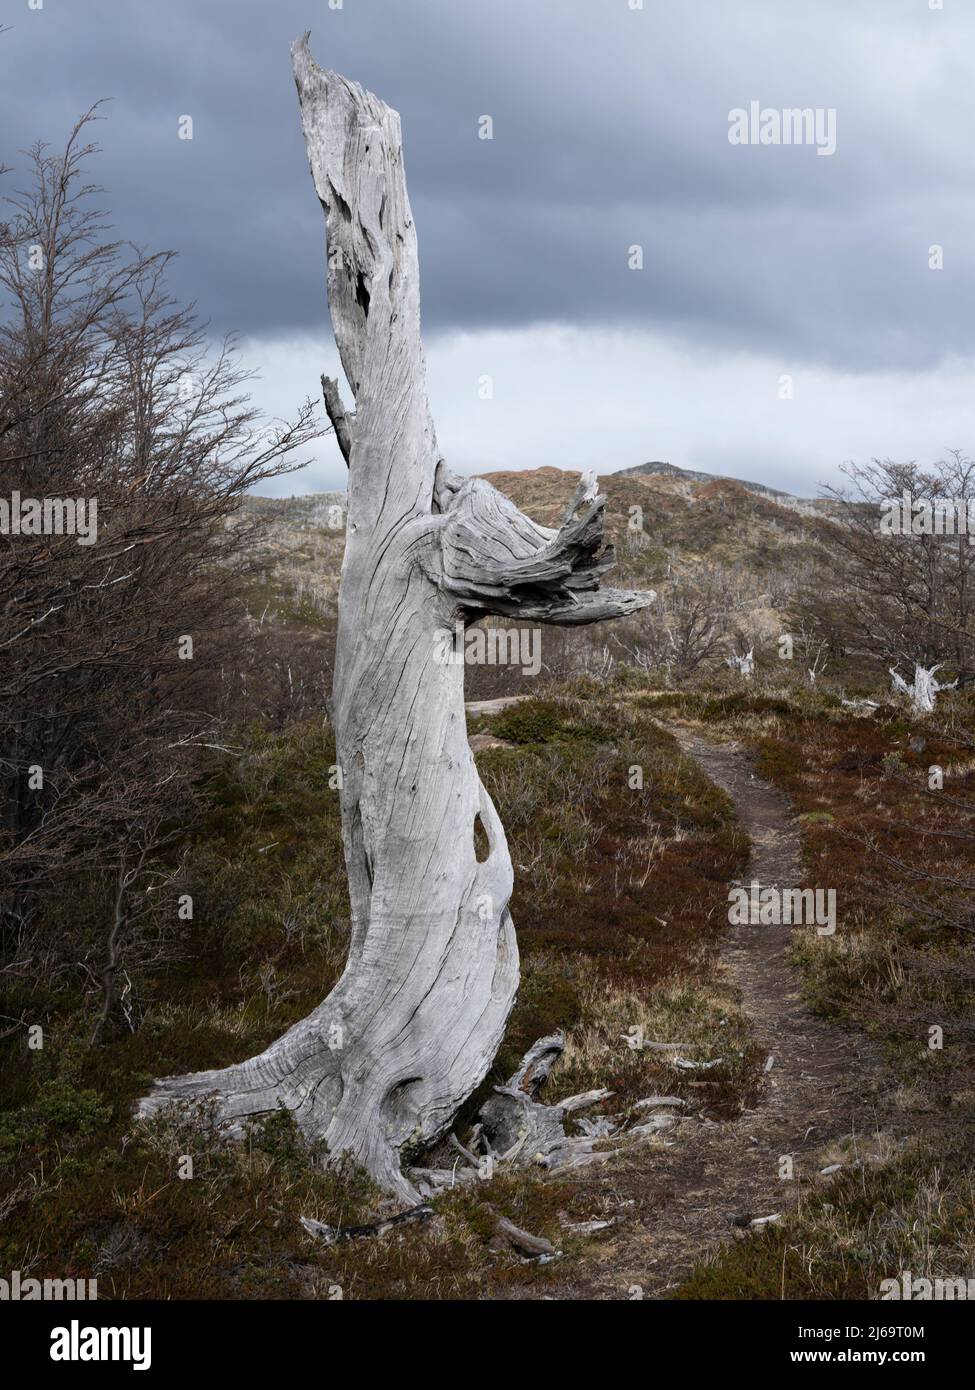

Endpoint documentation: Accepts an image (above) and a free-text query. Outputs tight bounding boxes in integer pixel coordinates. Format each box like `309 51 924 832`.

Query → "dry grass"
660 679 975 1299
0 685 758 1299
677 1137 975 1300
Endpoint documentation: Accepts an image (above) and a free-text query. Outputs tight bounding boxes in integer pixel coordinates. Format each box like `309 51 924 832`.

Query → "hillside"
241 463 840 696
613 458 845 509
478 464 833 585
246 461 836 588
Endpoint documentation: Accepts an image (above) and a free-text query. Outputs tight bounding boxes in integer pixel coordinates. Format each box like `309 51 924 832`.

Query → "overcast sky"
3 0 974 495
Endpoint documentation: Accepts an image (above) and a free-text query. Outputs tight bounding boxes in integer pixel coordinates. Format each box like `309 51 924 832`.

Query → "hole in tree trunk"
473 813 490 863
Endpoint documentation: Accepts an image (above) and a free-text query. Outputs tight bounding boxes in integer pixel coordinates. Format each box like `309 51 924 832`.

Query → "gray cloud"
3 0 973 373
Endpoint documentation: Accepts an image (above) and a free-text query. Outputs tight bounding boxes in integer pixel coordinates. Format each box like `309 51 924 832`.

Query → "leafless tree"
614 563 733 683
0 113 318 1033
814 454 975 686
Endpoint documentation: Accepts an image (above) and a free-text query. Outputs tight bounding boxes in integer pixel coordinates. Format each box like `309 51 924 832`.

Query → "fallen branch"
448 1131 481 1167
478 1035 682 1177
559 1087 614 1114
300 1203 433 1245
494 1215 556 1258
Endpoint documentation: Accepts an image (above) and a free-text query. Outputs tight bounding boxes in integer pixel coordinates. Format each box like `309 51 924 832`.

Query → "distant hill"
613 460 830 513
244 491 347 528
475 464 835 592
246 461 833 531
244 461 841 652
241 462 845 696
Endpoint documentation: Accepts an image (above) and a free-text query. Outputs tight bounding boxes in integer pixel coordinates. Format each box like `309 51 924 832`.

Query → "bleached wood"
725 647 754 679
137 36 651 1202
890 663 956 716
319 374 353 464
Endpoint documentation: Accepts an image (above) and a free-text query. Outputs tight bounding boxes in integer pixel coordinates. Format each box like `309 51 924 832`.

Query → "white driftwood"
627 1115 678 1139
410 1167 478 1192
748 1213 782 1229
477 1034 681 1175
562 1218 615 1236
558 1087 615 1114
136 37 651 1202
889 663 956 716
725 647 754 679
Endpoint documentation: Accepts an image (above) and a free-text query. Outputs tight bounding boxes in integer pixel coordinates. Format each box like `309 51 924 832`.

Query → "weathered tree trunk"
137 36 652 1203
725 647 754 680
890 663 956 717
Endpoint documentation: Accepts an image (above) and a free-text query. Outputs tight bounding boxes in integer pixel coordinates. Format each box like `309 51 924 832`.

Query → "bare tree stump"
137 35 652 1202
890 663 956 716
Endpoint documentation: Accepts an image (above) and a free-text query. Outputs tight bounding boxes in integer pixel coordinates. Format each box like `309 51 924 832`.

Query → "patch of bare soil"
518 725 883 1300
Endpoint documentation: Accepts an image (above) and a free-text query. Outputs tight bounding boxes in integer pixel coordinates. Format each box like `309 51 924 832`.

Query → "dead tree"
890 663 957 717
138 37 651 1202
725 646 755 679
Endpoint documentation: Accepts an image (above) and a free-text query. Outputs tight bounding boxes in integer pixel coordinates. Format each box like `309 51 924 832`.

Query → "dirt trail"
537 726 880 1300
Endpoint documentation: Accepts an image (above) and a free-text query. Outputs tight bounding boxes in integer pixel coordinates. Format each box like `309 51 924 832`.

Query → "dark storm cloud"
2 0 972 369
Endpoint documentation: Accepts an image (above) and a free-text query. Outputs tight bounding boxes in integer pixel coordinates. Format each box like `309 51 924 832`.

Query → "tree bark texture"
138 36 652 1202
